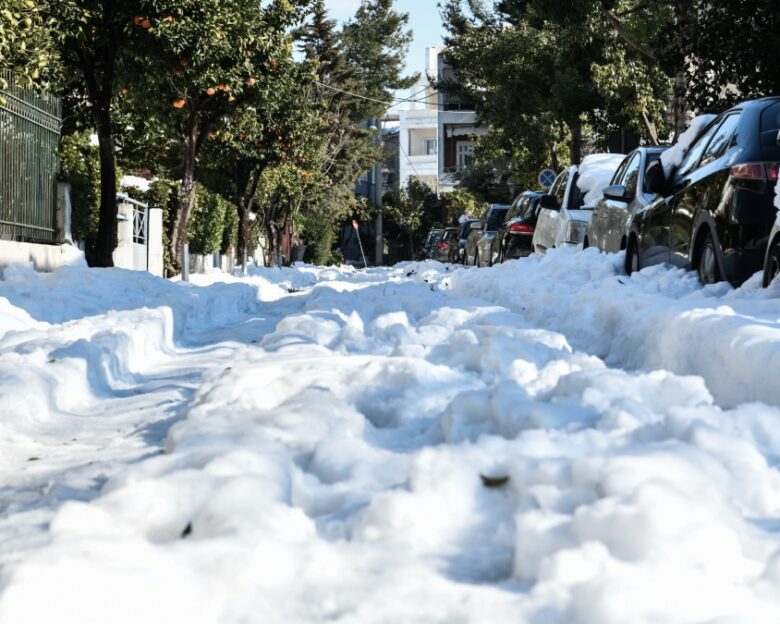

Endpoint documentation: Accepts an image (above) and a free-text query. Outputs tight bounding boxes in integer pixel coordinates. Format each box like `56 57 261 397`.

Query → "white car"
533 154 626 254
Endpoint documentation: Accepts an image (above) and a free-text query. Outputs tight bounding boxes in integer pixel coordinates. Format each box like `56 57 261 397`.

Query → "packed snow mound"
2 259 780 622
660 113 717 177
442 247 780 408
576 153 626 206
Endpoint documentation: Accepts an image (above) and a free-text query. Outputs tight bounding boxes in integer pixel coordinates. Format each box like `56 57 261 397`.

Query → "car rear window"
760 102 780 157
761 102 780 134
524 197 542 218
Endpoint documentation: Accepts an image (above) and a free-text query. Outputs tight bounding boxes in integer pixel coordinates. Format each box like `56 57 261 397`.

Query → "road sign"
538 169 557 189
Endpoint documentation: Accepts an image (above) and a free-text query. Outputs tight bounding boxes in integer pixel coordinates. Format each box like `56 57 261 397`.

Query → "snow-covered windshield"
660 114 717 177
574 153 626 207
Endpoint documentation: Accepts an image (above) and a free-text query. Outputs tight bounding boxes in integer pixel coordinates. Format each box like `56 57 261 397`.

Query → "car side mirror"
645 161 666 195
603 184 629 202
539 194 560 211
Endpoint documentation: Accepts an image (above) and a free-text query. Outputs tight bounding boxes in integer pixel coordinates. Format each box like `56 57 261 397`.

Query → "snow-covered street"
2 253 780 623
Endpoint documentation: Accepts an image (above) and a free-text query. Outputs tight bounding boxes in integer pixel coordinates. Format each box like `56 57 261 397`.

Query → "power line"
314 80 469 111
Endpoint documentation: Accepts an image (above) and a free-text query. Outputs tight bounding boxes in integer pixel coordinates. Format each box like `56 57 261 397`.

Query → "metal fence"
0 71 62 244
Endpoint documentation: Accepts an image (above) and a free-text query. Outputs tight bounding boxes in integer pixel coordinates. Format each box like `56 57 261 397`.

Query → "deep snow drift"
1 253 780 623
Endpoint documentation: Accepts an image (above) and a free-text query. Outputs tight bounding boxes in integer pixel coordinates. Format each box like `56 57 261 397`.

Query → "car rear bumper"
504 238 534 259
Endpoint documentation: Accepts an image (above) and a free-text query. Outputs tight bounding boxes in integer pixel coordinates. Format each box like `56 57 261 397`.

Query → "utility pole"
373 118 384 266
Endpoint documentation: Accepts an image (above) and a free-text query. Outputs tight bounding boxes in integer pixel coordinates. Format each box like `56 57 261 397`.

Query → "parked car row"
425 96 780 289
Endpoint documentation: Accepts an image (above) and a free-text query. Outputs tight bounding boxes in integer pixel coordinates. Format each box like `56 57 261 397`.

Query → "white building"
398 48 486 194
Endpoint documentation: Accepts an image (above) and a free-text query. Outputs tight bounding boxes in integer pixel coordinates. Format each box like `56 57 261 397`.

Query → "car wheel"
625 236 640 276
697 232 721 285
583 237 589 249
764 241 780 287
476 251 482 268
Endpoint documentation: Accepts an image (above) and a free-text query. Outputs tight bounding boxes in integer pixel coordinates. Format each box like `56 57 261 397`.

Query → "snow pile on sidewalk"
1 260 780 622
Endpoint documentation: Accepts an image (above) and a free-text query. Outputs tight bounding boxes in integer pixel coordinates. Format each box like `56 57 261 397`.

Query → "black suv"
627 97 780 285
495 191 543 262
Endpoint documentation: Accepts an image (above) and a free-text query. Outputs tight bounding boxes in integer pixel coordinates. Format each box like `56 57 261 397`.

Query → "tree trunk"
94 103 117 267
550 143 560 172
641 109 660 146
568 118 583 165
237 197 250 264
170 128 200 272
265 221 276 267
276 218 286 266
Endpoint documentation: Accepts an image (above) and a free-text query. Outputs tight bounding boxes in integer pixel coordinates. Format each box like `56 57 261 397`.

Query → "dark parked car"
419 228 444 260
451 219 480 263
584 147 668 253
465 204 510 266
432 227 458 262
626 97 780 285
495 191 543 262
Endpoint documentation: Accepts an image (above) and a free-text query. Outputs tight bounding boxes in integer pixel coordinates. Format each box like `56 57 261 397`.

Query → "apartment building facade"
398 48 486 194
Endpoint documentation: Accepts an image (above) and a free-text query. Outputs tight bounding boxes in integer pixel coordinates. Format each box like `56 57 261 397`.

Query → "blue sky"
324 0 445 80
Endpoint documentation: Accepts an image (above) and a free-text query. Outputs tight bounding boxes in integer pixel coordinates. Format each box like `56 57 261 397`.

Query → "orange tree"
0 0 54 91
123 0 311 272
199 52 324 264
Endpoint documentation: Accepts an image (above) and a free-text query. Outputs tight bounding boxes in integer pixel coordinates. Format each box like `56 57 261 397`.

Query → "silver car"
584 147 668 254
466 204 510 266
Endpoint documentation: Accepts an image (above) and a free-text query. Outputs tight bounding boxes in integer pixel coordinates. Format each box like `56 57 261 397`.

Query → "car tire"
476 251 482 268
625 236 640 276
583 237 589 249
764 241 780 287
697 232 721 285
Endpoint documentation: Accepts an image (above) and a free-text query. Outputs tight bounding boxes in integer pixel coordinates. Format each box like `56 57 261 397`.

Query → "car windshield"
486 209 509 230
459 222 475 238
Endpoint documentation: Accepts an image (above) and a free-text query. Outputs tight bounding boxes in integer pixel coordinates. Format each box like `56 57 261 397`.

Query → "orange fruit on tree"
121 87 129 95
166 15 174 23
246 78 256 86
206 87 216 96
180 58 188 67
141 18 151 29
133 16 143 26
172 99 186 109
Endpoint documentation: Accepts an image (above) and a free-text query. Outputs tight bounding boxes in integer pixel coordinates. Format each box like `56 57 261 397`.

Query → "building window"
425 139 437 155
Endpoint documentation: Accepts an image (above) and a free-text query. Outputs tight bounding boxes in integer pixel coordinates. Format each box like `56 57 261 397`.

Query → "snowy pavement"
1 252 780 623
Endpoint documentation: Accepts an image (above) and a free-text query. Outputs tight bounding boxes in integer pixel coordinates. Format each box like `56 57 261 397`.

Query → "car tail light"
730 162 779 181
438 241 449 250
508 222 534 234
